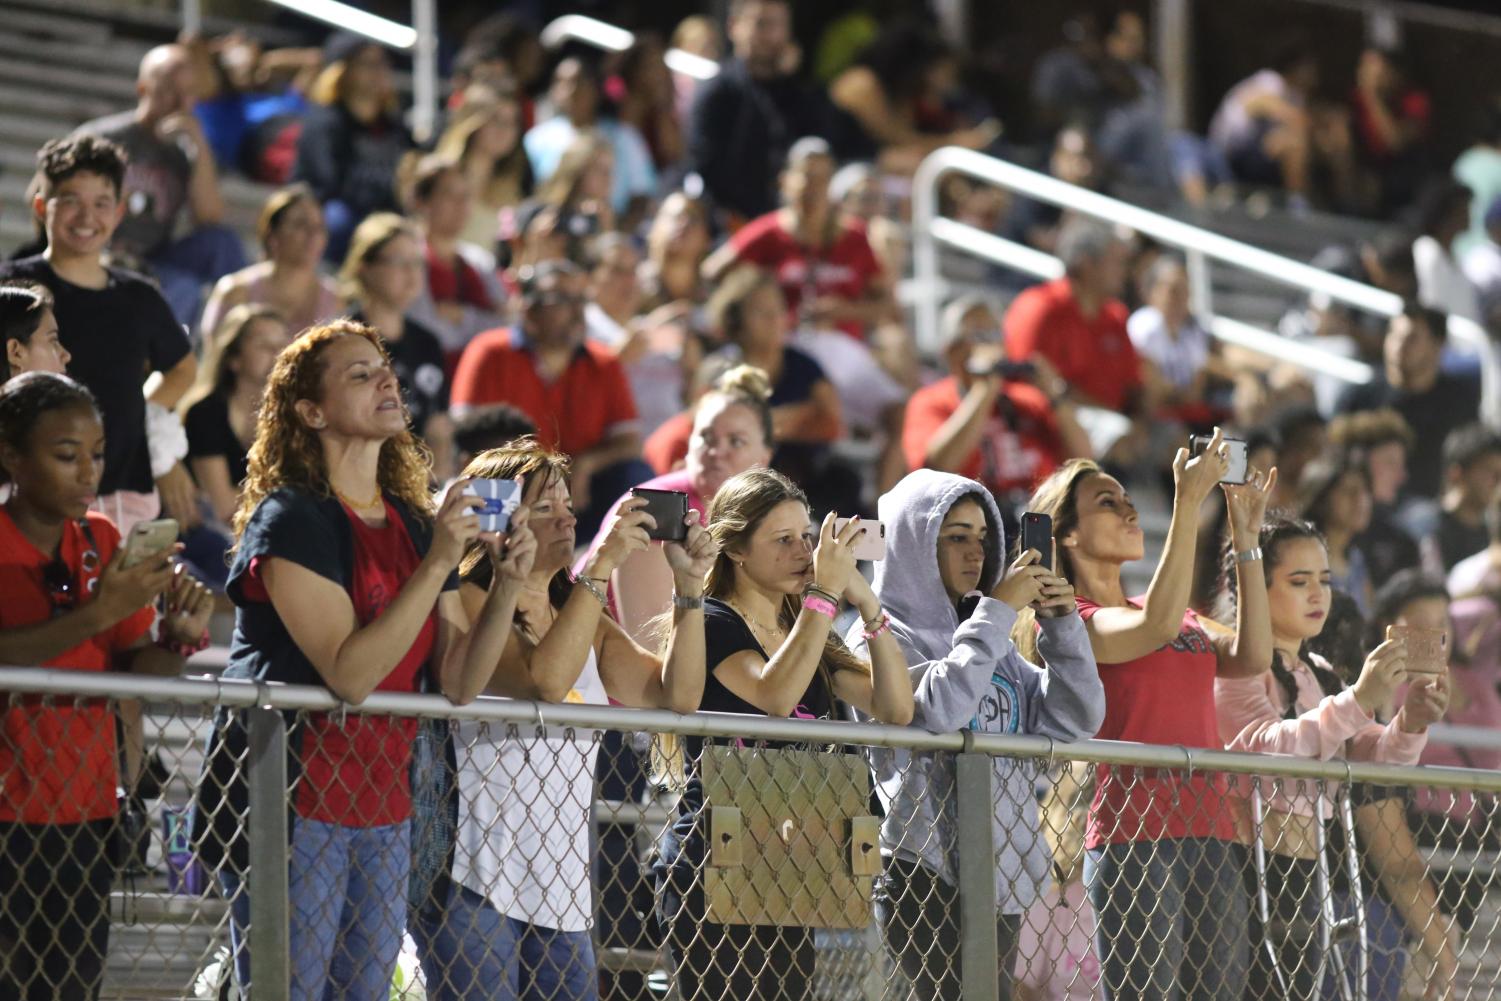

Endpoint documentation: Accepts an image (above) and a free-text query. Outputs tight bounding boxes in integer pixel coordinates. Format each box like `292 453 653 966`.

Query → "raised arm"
1085 429 1229 663
435 508 536 705
1211 467 1277 679
834 568 913 725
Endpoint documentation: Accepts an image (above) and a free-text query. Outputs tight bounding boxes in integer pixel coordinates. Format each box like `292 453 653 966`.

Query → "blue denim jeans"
411 884 598 1001
1084 838 1249 1001
221 818 410 1001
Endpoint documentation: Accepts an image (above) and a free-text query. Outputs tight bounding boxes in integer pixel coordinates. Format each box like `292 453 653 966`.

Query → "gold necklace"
334 482 383 509
727 598 785 649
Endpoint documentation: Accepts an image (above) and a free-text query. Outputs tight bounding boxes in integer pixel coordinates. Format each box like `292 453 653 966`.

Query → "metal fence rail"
2 667 1498 1000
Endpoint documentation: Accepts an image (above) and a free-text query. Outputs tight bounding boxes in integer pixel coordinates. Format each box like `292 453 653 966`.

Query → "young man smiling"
0 135 198 535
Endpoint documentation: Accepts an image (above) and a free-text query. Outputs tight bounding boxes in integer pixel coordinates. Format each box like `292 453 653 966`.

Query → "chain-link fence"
2 666 1499 1001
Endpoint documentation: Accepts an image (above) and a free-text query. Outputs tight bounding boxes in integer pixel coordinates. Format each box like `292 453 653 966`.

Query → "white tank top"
450 645 607 932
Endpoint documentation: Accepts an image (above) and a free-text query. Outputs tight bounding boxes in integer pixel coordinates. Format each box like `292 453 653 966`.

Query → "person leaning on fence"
0 372 212 1001
409 436 714 1001
1212 516 1445 1001
190 320 526 1001
654 468 914 1001
1024 428 1276 1001
845 469 1105 1001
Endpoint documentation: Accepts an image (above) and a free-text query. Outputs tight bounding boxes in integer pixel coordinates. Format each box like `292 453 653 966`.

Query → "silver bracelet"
672 592 704 611
572 572 608 606
1235 546 1264 565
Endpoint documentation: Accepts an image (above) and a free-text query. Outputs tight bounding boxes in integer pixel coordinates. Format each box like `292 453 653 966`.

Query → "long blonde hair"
537 131 612 210
705 469 868 684
232 321 433 543
337 212 419 303
1010 458 1103 662
178 303 285 420
435 88 531 209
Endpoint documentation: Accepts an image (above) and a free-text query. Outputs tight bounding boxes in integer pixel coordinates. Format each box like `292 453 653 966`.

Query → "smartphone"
834 517 887 561
121 518 179 569
964 358 1036 381
1386 624 1450 675
632 488 690 543
1190 435 1250 486
463 478 523 534
1020 511 1054 572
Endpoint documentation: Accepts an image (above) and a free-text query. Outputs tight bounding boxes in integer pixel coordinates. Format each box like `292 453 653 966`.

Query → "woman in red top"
0 372 212 1001
201 321 528 1001
1020 428 1276 1001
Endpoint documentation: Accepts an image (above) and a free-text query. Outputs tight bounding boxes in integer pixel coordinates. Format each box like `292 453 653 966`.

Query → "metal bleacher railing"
4 665 1500 1000
910 145 1501 428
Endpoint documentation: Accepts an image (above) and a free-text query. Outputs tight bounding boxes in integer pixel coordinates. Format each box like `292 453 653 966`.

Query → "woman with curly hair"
192 320 529 1000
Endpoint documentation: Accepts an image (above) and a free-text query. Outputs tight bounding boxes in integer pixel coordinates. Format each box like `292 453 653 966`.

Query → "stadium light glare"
260 0 417 49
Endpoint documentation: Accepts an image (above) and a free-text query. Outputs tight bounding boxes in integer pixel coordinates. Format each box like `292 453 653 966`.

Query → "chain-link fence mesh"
3 678 1500 1001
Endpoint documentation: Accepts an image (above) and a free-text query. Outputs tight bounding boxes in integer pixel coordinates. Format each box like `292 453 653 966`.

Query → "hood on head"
873 469 1005 633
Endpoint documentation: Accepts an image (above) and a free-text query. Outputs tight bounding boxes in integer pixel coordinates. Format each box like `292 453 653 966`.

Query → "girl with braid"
1213 515 1449 1001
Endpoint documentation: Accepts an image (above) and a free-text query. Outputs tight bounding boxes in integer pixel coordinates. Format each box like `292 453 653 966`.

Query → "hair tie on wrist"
862 612 892 641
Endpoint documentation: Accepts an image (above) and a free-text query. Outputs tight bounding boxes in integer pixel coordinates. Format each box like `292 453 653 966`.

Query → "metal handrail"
180 0 439 143
4 667 1500 793
911 146 1500 423
540 14 719 81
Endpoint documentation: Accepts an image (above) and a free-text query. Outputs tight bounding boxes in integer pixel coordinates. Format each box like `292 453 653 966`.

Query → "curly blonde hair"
232 320 434 543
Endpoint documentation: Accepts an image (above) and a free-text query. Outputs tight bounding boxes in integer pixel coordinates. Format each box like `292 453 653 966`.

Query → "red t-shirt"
0 510 154 825
902 376 1064 499
1350 87 1430 161
727 211 884 340
451 327 639 457
1074 596 1235 847
250 501 434 827
1004 278 1141 413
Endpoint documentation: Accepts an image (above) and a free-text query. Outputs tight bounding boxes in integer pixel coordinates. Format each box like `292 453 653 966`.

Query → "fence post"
246 707 290 998
956 752 998 1001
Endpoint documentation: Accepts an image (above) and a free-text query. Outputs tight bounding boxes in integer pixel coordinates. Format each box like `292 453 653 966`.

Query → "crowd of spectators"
6 1 1501 1000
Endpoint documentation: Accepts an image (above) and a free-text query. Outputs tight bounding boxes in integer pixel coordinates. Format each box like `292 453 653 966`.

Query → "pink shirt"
1215 655 1426 819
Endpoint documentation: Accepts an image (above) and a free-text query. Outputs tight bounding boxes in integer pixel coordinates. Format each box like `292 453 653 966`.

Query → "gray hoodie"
846 470 1105 915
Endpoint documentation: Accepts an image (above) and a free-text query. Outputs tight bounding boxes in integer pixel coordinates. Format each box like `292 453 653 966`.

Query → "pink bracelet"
802 594 838 619
863 613 892 640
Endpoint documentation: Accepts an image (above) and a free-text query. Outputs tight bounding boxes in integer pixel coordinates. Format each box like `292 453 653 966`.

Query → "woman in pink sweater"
1214 515 1449 1001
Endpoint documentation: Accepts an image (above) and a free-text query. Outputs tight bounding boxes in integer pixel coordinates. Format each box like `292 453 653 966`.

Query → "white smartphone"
833 517 887 561
121 518 179 568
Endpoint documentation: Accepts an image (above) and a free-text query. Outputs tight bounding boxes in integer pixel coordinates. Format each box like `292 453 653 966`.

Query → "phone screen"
1190 436 1249 485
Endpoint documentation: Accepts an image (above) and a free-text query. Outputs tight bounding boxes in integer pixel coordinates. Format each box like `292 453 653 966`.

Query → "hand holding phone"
1190 435 1249 485
833 517 886 561
463 478 524 535
1387 624 1449 675
1020 512 1053 572
121 518 179 569
631 488 690 543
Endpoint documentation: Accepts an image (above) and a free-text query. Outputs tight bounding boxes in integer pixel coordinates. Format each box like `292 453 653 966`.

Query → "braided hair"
1216 513 1345 719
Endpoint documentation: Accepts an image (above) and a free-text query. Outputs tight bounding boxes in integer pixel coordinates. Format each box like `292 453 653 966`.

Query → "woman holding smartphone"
1022 428 1276 1001
412 436 715 1001
850 468 1104 1001
655 468 913 1001
193 321 522 1001
1213 517 1442 1000
0 372 212 1001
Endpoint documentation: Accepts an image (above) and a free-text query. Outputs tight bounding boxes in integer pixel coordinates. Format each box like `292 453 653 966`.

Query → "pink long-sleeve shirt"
1215 655 1427 819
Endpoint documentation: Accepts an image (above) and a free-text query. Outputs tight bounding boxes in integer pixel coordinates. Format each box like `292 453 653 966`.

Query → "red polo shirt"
727 211 884 340
1004 278 1141 413
451 327 639 456
902 376 1065 498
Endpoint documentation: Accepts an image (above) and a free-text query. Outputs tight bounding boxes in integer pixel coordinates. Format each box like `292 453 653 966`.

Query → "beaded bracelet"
863 612 893 641
802 594 838 619
156 630 210 658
